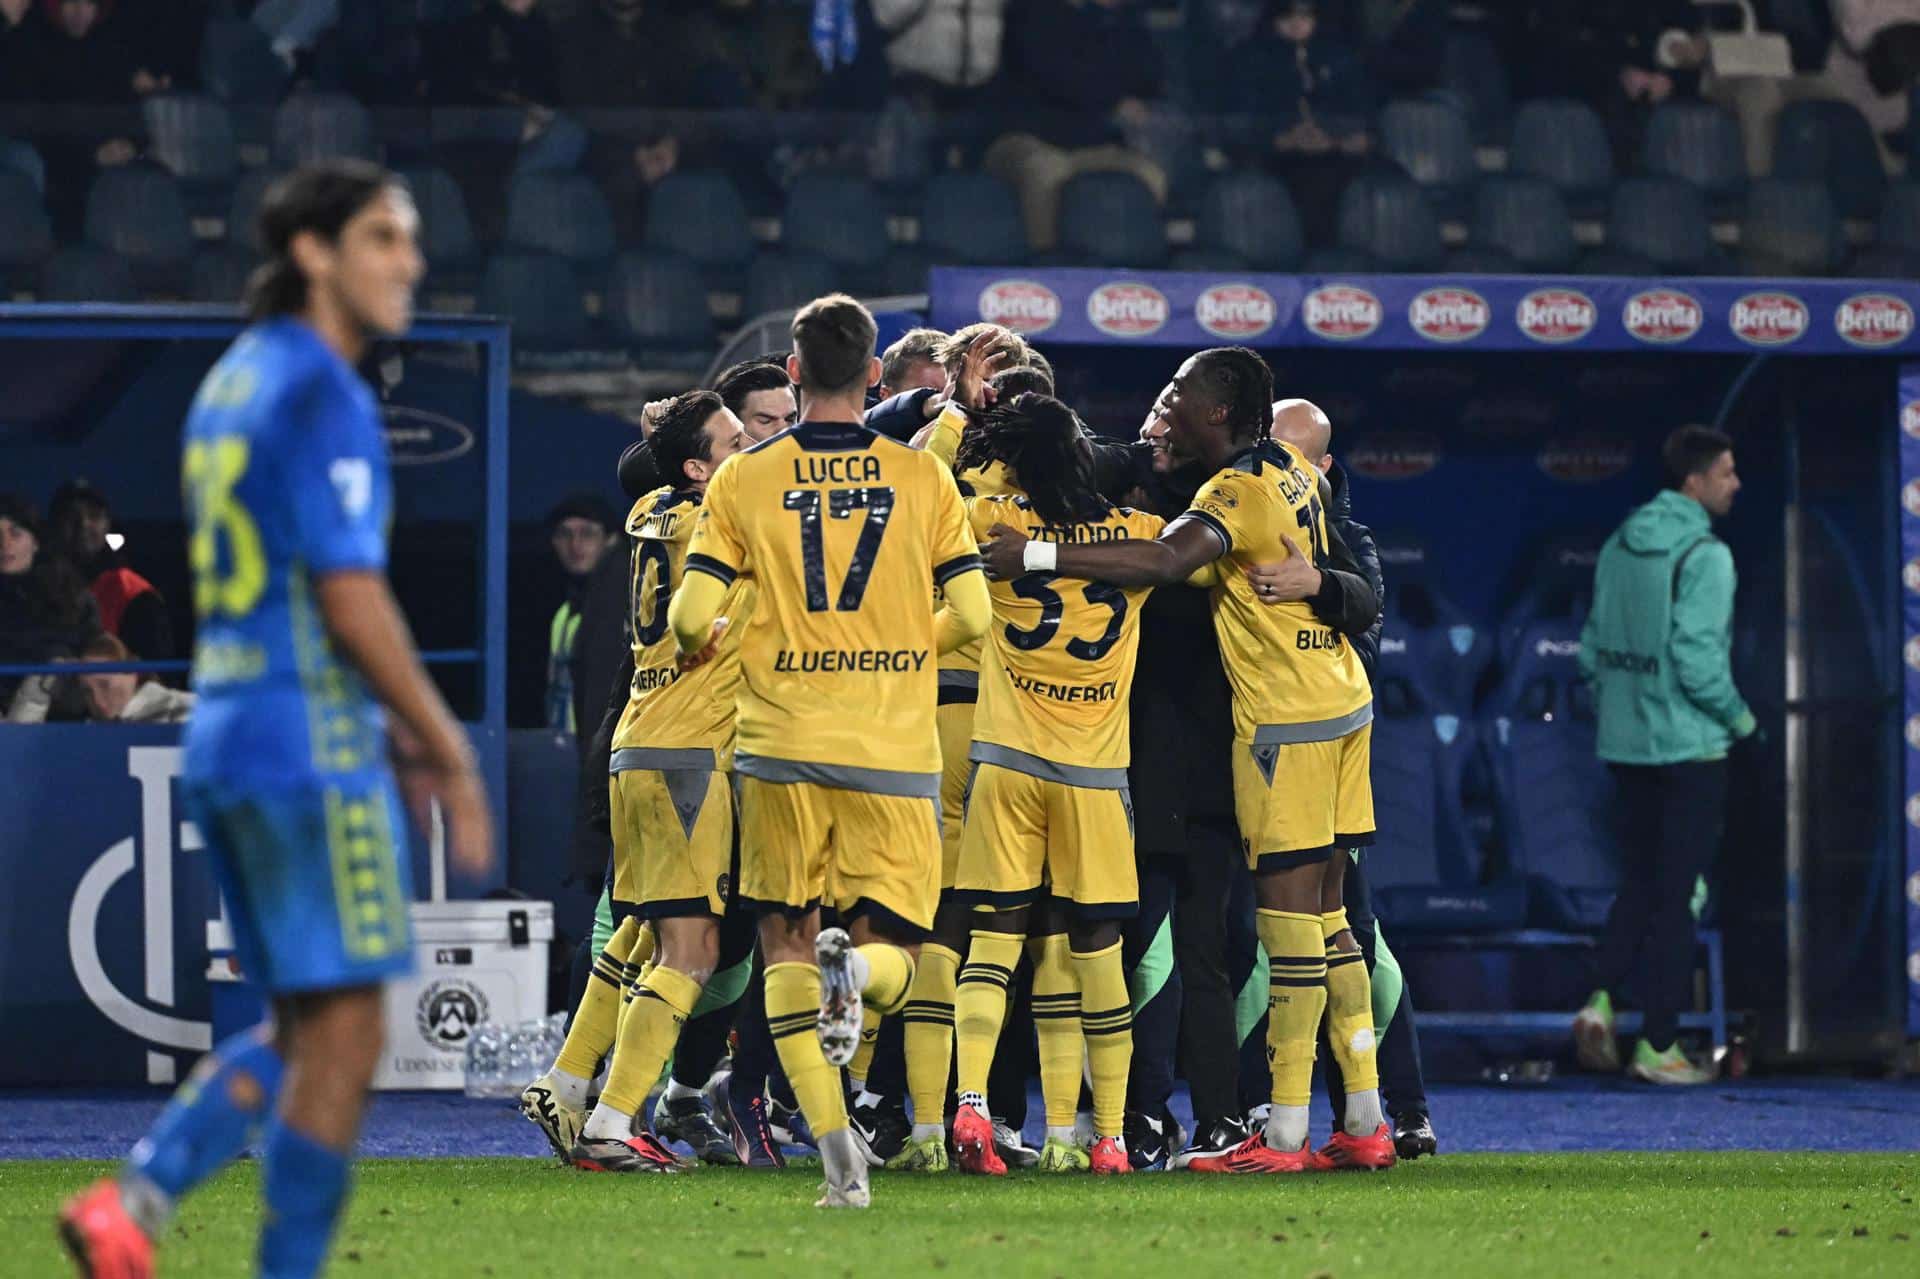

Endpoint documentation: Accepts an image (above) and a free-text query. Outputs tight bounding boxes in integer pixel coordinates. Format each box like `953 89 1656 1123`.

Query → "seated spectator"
873 0 1005 112
428 0 560 115
249 0 338 71
0 493 100 714
48 479 173 665
1835 0 1920 94
29 0 145 233
983 0 1168 252
7 631 194 723
1198 0 1384 247
0 0 50 103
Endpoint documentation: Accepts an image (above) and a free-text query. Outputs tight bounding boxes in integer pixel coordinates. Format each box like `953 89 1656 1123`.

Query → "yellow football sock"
1026 934 1081 1127
599 965 703 1117
902 942 959 1128
848 1006 883 1088
764 962 849 1138
1071 939 1132 1138
1256 909 1327 1108
1322 908 1379 1094
556 916 639 1079
953 930 1023 1099
856 942 916 1015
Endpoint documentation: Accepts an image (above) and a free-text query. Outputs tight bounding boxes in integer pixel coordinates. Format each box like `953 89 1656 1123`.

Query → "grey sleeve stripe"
968 741 1131 790
938 669 980 692
612 746 718 774
1250 701 1374 746
733 752 941 798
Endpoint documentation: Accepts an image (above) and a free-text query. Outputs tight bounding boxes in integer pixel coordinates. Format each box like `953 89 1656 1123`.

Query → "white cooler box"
207 900 553 1091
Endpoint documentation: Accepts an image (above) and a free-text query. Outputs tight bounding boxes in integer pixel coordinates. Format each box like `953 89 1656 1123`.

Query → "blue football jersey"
181 318 392 787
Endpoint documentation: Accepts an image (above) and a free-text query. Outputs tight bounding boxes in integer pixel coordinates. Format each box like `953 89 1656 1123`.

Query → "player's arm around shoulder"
670 454 743 662
979 494 1225 588
933 456 991 653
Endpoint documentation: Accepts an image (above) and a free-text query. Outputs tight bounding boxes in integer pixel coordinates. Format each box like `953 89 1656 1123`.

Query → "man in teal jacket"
1572 425 1754 1086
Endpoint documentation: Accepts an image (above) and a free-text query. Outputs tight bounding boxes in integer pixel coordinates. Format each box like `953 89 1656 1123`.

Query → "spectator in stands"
7 630 194 723
0 0 50 102
430 0 561 115
48 479 173 666
872 0 1005 110
542 493 618 737
249 0 338 71
1197 0 1382 247
983 0 1168 253
1512 1 1703 171
0 492 100 714
715 356 799 442
29 0 146 233
1572 425 1753 1087
1834 0 1920 93
877 328 948 400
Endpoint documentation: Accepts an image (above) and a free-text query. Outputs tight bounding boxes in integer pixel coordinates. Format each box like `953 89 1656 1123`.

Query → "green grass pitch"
4 1154 1917 1277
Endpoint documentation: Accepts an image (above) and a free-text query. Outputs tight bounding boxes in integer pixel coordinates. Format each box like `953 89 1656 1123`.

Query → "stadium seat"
918 171 1028 266
741 251 837 318
1772 99 1887 221
189 248 251 304
398 167 478 279
198 18 291 104
1510 98 1615 217
605 251 712 370
644 171 755 285
1169 247 1250 271
1740 177 1842 276
83 165 194 293
781 172 891 283
1194 172 1302 270
272 93 377 167
0 136 45 193
479 252 590 351
1877 180 1920 254
1446 245 1519 273
1057 171 1167 268
1441 28 1512 143
144 94 238 189
1576 249 1657 275
1375 533 1498 711
879 246 932 295
0 172 54 287
1336 172 1443 271
1302 246 1375 273
225 169 280 247
1847 244 1920 278
1379 97 1477 216
1471 176 1576 271
504 171 616 265
1642 100 1747 214
40 247 138 303
1606 176 1715 273
1483 619 1620 931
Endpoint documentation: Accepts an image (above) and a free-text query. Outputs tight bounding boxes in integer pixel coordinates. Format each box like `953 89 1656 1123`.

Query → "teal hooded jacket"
1578 489 1756 765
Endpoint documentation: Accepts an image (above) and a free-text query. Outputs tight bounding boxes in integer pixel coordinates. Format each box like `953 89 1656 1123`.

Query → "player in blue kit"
59 161 493 1279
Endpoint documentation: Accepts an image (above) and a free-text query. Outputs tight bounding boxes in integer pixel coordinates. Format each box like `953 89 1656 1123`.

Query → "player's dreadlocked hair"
957 393 1107 529
990 365 1054 399
648 390 727 489
1190 346 1275 443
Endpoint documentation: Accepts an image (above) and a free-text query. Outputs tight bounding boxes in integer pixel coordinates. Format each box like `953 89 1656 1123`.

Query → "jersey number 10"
783 486 895 612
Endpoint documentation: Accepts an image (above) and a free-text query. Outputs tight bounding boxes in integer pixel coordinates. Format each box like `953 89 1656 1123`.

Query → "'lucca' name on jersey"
1183 438 1371 741
682 421 980 790
967 494 1165 779
612 486 753 765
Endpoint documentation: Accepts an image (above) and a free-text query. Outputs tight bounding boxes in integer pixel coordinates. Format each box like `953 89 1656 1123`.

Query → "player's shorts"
735 773 941 934
1231 715 1375 873
185 768 415 995
951 759 1139 920
936 685 978 889
609 750 734 920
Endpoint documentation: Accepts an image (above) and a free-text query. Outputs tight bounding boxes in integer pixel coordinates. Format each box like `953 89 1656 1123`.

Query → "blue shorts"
186 770 416 995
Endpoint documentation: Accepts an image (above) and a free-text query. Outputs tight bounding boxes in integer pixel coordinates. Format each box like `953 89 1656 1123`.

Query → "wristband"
1023 541 1057 573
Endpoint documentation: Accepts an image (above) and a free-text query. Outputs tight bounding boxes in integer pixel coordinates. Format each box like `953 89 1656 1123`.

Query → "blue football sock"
123 1026 284 1231
259 1120 350 1279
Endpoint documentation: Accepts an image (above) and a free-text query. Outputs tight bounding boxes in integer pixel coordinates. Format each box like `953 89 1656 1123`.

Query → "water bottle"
464 1021 506 1099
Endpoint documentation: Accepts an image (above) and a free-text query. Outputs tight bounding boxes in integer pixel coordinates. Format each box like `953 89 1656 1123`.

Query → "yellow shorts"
936 696 977 888
609 765 734 919
952 762 1139 919
1231 721 1375 872
736 775 942 932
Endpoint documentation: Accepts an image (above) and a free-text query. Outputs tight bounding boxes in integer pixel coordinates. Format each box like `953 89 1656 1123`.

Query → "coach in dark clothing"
1260 398 1435 1158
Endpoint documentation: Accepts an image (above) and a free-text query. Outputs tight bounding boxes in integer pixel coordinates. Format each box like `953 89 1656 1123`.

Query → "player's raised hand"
947 331 1013 410
1244 535 1322 603
676 616 729 672
980 523 1028 581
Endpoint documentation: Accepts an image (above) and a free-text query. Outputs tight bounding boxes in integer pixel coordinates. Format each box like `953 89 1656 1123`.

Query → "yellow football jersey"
939 458 1019 676
611 487 753 760
1184 438 1372 741
682 420 981 793
967 494 1165 780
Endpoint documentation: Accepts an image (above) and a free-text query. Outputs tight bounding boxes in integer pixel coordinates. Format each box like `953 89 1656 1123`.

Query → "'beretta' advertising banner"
929 268 1920 355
